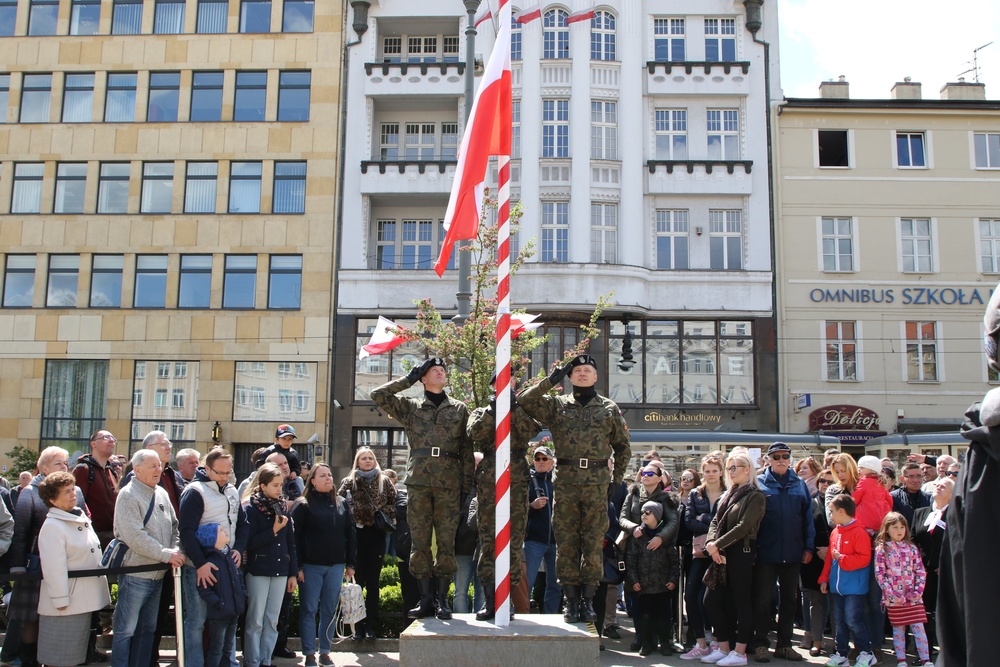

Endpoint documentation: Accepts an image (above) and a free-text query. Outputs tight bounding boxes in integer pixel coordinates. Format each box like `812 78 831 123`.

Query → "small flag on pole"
474 7 492 27
358 316 407 359
566 7 596 24
509 313 543 339
514 4 541 24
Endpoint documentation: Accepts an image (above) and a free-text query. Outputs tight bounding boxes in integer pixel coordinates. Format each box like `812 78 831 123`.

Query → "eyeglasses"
903 473 923 479
680 476 695 483
641 510 654 515
534 456 550 462
726 464 747 473
209 467 233 477
945 470 959 477
640 471 658 477
96 434 116 442
770 453 791 460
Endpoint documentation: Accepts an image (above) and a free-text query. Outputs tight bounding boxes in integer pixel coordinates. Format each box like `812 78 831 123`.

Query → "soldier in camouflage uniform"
466 377 541 620
370 357 474 620
518 354 630 623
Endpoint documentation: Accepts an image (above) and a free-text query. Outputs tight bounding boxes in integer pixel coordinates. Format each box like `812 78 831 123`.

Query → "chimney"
940 78 986 101
891 77 922 99
819 75 849 99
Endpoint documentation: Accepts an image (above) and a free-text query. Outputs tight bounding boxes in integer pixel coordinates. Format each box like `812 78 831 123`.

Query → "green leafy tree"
6 444 39 476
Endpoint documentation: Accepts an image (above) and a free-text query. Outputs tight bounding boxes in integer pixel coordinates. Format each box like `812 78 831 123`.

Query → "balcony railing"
361 159 457 175
645 60 751 75
364 61 466 76
646 159 753 175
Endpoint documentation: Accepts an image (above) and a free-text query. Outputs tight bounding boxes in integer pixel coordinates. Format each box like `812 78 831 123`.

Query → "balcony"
645 61 751 97
359 159 457 195
646 160 753 195
364 61 465 97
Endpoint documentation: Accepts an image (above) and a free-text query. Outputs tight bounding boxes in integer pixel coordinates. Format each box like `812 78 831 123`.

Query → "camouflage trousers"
407 484 461 578
552 483 606 587
475 461 528 590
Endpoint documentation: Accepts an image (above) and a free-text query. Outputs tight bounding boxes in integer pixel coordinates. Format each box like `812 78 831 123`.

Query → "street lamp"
212 421 221 444
618 317 636 372
350 0 371 38
453 0 481 325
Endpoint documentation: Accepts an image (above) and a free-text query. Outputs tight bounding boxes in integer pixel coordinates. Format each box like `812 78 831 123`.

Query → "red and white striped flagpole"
493 0 513 628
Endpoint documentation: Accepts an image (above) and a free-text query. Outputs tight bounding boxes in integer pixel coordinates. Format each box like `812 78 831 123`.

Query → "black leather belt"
556 457 609 469
410 447 462 461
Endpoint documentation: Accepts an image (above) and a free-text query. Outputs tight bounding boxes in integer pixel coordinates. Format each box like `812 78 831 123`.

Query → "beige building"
775 78 1000 452
0 0 344 479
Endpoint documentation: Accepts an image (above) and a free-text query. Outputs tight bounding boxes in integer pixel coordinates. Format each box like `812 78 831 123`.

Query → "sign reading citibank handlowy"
808 405 881 432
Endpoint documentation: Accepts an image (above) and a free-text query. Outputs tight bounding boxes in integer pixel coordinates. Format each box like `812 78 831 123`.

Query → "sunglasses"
640 470 659 477
818 478 833 485
770 453 791 460
680 476 695 483
726 465 746 473
641 509 655 515
945 470 959 477
534 456 550 462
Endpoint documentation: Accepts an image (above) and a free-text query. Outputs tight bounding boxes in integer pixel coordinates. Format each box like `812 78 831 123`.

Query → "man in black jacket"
889 462 930 526
523 446 561 613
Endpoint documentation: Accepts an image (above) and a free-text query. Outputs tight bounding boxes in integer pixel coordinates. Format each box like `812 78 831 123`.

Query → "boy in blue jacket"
819 495 874 667
196 523 247 667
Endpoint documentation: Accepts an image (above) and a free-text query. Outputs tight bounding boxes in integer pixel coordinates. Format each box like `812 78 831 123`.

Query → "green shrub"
375 582 412 638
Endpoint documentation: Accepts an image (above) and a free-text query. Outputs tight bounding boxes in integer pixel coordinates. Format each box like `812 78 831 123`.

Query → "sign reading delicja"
808 405 881 432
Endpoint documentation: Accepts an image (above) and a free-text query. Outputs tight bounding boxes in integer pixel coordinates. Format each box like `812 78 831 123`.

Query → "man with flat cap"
518 354 630 623
371 357 474 620
467 374 541 620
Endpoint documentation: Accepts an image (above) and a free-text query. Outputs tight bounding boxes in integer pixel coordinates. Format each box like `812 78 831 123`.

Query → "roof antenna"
957 42 993 83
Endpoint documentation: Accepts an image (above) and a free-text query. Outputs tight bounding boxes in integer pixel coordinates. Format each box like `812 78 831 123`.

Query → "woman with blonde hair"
825 453 859 527
338 447 396 641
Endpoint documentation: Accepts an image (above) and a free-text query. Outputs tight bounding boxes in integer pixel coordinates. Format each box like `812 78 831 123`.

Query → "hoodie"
852 474 892 533
818 518 871 596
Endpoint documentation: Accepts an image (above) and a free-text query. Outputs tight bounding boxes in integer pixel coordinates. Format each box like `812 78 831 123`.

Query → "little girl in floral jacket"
874 512 933 667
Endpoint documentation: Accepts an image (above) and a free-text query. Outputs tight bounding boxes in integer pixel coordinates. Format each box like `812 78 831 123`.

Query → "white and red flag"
357 316 407 360
509 313 543 339
514 4 541 24
566 7 596 24
474 6 492 28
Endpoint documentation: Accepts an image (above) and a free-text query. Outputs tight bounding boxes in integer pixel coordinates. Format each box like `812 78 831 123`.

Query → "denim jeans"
832 593 871 656
298 563 345 655
205 617 236 667
523 540 561 614
180 566 209 667
243 574 287 667
453 554 483 613
112 574 163 667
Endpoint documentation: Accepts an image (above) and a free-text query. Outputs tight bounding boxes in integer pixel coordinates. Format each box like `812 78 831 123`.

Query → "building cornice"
780 98 1000 112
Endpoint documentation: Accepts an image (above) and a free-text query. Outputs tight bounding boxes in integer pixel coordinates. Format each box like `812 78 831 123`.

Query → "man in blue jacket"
523 445 561 614
751 442 815 663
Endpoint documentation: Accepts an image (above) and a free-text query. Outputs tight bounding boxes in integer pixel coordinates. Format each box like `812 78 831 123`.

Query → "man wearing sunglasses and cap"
518 354 630 624
371 357 474 621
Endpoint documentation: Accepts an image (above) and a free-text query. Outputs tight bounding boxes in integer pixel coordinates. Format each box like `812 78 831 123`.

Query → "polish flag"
566 7 596 24
358 316 407 359
514 4 541 24
510 313 543 339
434 0 512 276
474 7 492 28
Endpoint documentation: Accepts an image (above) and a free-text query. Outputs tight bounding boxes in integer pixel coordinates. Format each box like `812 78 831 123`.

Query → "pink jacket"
874 541 926 607
852 475 892 532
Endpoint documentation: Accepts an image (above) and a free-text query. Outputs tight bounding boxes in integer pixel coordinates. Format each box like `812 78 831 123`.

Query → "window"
61 73 94 123
234 71 267 121
223 255 257 308
134 255 168 307
709 209 743 270
278 362 290 378
824 321 857 381
28 0 58 35
905 321 938 382
184 162 218 213
542 9 569 59
240 0 270 32
147 72 180 122
375 219 435 270
542 99 569 158
268 255 301 309
655 209 689 270
512 99 521 159
105 73 137 122
707 109 739 159
228 161 262 213
272 161 306 214
157 361 171 377
70 0 101 34
197 0 227 32
896 132 926 168
178 255 212 308
11 163 44 214
171 389 185 409
277 71 310 121
175 361 187 378
901 218 933 272
295 390 309 413
406 36 438 63
278 389 292 413
153 0 185 33
404 123 435 160
382 37 402 62
541 202 569 263
54 163 88 214
379 123 400 159
0 0 15 35
41 360 108 449
98 163 130 214
47 255 79 307
154 388 168 407
281 0 312 32
112 0 143 34
818 129 849 167
90 255 123 308
441 123 459 159
704 18 736 61
591 101 617 160
590 10 615 61
0 75 8 121
140 163 174 213
973 132 1000 169
591 203 617 263
234 361 316 421
443 36 459 62
190 72 224 121
3 256 36 307
20 74 52 123
654 109 687 160
511 13 521 61
980 219 1000 273
653 18 685 61
821 217 854 271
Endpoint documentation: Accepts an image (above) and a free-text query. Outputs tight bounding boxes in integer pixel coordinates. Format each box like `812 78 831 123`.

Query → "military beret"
568 354 597 370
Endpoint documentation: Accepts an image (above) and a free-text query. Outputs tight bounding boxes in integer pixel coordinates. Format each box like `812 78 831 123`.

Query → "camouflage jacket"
370 376 473 491
517 378 630 486
467 404 542 483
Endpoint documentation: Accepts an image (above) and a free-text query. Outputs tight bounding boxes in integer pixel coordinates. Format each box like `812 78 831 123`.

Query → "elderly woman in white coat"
36 471 111 667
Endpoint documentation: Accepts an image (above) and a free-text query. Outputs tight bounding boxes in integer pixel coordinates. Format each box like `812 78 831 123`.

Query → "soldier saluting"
518 354 630 623
371 357 474 621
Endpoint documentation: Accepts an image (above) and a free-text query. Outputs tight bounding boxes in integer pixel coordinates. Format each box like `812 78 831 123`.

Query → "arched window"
590 10 615 61
511 10 522 61
542 8 569 59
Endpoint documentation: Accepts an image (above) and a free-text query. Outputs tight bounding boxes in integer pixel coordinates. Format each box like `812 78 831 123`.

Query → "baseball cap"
533 445 554 459
275 424 297 438
767 442 791 455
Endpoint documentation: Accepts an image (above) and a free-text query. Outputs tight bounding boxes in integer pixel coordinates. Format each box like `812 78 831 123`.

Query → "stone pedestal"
399 614 599 667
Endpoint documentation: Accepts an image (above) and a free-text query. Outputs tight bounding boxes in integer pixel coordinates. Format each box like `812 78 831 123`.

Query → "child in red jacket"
852 456 892 534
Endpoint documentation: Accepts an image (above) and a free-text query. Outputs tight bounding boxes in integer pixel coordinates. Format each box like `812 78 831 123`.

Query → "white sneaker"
681 646 712 661
855 652 877 667
825 653 850 667
700 648 727 664
897 662 908 667
921 663 935 667
716 651 749 667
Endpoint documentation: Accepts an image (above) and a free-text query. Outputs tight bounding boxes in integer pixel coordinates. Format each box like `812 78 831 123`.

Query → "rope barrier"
5 562 171 582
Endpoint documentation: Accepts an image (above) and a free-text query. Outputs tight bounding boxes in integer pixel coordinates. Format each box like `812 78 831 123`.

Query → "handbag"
373 507 396 535
101 493 156 570
702 560 727 591
692 533 709 558
338 577 367 625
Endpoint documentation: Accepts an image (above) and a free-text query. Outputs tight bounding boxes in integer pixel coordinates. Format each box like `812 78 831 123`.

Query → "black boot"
562 585 580 623
408 578 436 619
20 642 38 667
352 618 366 641
639 614 657 657
659 614 675 655
436 578 453 620
476 589 496 621
629 615 643 652
579 584 598 623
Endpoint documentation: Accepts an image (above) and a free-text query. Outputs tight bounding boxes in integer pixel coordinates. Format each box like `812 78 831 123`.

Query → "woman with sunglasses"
676 466 700 646
800 470 835 657
700 447 765 667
